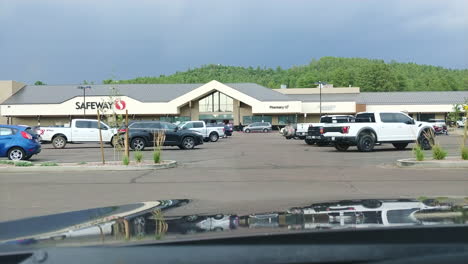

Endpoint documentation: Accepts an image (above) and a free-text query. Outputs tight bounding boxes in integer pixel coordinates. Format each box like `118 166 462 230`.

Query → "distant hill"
106 57 468 92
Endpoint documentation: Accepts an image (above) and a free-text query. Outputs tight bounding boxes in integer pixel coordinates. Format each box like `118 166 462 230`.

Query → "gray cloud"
0 0 466 84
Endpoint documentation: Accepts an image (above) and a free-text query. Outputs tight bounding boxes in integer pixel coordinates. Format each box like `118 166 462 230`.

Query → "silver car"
243 122 272 133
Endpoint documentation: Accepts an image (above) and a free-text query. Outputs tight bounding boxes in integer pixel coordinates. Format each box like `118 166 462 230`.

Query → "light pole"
314 81 327 117
77 85 91 118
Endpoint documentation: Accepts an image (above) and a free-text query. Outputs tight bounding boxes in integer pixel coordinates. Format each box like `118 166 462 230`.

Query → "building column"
233 99 241 125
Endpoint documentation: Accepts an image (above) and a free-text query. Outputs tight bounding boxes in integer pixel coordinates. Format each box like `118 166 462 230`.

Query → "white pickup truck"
178 121 225 142
38 119 118 148
317 111 434 152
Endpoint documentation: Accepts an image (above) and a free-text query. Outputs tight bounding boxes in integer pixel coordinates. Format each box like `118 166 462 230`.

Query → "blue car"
0 125 41 160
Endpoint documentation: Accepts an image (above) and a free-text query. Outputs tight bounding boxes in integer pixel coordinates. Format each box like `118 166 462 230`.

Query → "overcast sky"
1 0 467 84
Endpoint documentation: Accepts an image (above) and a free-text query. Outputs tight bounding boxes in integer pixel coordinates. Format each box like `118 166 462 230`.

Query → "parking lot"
1 131 467 222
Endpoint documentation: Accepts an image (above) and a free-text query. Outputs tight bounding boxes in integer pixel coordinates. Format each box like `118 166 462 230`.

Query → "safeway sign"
115 99 126 110
75 99 127 110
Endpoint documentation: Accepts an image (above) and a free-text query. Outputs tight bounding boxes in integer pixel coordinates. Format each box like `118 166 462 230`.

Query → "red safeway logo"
115 99 126 110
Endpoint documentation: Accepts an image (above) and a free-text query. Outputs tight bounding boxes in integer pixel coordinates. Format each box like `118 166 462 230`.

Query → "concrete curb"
396 157 468 168
0 160 177 173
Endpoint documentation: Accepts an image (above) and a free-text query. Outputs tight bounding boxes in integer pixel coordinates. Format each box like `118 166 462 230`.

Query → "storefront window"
160 116 190 123
419 114 435 121
199 92 233 112
243 116 272 124
278 115 297 125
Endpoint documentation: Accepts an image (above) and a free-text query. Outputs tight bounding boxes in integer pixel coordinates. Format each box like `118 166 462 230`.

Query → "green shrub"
134 151 143 163
14 161 33 167
461 146 468 160
78 161 87 165
153 150 161 164
40 162 59 166
0 160 15 165
432 144 447 160
122 155 130 166
413 144 425 161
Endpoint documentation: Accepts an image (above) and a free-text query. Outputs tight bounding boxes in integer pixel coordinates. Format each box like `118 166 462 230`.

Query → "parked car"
282 124 296 139
125 121 204 150
225 124 234 136
243 122 272 133
427 119 448 135
38 119 118 149
207 123 233 137
318 111 434 152
178 121 225 142
457 117 467 128
0 125 41 160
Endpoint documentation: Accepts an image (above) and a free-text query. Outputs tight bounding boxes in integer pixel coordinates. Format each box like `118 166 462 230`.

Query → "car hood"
1 198 467 248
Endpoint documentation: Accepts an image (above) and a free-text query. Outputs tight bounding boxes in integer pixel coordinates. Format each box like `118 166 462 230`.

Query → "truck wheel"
305 139 315 145
245 129 251 133
131 137 146 151
392 143 408 150
334 143 349 151
263 128 268 133
8 147 26 161
357 134 375 152
52 136 67 149
209 132 219 142
181 137 195 149
110 136 122 148
418 132 434 150
418 137 432 150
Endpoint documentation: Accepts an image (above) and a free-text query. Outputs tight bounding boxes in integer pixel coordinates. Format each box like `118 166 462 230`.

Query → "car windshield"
1 0 468 257
177 122 188 128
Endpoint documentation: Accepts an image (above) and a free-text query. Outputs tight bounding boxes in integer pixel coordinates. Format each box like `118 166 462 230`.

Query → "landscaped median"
397 157 468 168
0 160 177 172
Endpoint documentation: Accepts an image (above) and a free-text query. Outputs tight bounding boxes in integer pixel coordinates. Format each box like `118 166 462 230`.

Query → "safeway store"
0 80 466 127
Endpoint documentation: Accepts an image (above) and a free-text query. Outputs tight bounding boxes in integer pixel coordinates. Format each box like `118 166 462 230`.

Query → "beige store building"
0 80 467 128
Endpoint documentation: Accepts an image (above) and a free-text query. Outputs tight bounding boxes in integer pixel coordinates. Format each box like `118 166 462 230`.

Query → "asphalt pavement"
0 131 467 222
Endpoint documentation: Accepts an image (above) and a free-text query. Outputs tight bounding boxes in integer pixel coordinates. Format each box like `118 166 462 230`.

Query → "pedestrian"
239 122 243 131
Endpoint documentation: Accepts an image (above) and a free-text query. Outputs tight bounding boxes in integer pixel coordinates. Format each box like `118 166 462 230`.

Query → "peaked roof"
2 82 293 105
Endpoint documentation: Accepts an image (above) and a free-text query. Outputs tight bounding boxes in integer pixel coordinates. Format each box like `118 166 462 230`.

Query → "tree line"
104 57 466 92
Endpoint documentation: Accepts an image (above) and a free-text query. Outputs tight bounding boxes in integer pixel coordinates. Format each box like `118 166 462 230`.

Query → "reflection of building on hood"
294 200 452 229
163 214 239 234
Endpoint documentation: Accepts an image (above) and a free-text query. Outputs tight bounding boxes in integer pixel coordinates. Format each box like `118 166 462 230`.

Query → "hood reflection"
1 198 467 247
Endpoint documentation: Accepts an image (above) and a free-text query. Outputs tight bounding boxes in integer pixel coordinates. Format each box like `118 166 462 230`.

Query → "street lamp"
77 85 91 118
314 81 327 117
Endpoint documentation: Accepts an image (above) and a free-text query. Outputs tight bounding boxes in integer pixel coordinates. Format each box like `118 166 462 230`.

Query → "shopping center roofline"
1 80 467 106
1 80 294 105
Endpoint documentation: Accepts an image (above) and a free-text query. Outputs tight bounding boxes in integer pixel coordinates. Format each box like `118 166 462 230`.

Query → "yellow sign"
464 105 468 110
